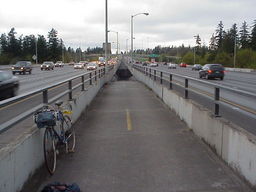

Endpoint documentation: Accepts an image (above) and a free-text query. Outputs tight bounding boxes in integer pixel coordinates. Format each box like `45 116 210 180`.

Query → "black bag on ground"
41 182 81 192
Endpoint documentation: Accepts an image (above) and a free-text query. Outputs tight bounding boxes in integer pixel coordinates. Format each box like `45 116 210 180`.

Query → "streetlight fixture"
131 12 149 62
108 30 119 54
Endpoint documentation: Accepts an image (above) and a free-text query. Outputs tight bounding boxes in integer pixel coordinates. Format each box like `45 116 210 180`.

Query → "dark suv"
199 64 225 80
12 61 32 75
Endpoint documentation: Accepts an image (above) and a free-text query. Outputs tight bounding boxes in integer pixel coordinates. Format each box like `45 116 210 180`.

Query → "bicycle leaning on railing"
34 100 75 175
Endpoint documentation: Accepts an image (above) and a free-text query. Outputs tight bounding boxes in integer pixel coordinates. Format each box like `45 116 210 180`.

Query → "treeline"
135 20 256 68
0 28 104 64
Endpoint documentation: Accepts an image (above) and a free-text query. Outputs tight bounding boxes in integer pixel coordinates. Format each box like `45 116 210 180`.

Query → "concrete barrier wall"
130 66 256 187
0 65 118 192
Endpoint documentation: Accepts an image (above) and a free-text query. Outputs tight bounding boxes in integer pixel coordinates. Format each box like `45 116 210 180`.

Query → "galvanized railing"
0 66 114 133
133 64 256 117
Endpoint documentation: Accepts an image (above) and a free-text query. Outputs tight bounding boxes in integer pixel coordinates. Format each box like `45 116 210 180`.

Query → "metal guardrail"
0 66 114 134
133 64 256 117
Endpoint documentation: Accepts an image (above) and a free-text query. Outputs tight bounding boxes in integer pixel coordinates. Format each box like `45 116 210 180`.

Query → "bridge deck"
28 79 251 192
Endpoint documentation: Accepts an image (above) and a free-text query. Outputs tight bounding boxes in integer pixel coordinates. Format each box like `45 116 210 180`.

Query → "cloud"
0 0 255 50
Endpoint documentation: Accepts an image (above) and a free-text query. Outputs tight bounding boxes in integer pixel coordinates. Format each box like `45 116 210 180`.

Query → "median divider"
129 64 256 188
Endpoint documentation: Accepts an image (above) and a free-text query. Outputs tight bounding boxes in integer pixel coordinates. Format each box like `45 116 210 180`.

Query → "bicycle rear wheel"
43 127 56 174
63 115 76 152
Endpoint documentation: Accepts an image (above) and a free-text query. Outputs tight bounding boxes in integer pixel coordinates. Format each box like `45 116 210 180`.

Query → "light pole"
108 30 119 54
35 37 38 64
193 35 197 65
234 35 237 68
105 0 108 65
126 38 129 54
131 12 149 62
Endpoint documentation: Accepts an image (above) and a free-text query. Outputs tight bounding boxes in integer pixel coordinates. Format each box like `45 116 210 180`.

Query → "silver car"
168 63 177 69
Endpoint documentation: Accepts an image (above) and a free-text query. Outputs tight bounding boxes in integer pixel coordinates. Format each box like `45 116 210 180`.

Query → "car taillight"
208 70 212 73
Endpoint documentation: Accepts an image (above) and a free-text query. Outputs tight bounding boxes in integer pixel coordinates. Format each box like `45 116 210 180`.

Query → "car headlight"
46 65 49 67
21 67 24 70
41 65 43 67
12 67 14 70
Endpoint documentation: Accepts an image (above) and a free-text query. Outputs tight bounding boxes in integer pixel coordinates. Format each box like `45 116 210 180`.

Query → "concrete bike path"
32 79 251 192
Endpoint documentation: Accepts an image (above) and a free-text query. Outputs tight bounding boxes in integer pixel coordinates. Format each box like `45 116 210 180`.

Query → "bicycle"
34 100 75 175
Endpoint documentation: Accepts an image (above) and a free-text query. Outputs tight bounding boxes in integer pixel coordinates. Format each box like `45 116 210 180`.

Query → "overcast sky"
0 0 255 51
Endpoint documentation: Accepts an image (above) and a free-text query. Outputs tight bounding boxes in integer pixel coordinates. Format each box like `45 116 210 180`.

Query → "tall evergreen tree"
48 28 60 61
37 35 48 62
7 28 21 56
0 33 8 53
223 23 238 54
250 20 256 50
209 34 217 51
239 21 250 49
215 21 225 50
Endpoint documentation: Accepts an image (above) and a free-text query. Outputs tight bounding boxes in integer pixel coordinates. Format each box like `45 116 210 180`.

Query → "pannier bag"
35 110 56 128
41 182 81 192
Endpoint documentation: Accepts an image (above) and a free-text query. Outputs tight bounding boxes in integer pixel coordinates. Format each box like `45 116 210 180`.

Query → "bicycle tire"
63 115 76 152
43 127 56 175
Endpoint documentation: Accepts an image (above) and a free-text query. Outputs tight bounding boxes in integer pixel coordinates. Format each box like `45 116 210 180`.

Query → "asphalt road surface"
0 65 101 127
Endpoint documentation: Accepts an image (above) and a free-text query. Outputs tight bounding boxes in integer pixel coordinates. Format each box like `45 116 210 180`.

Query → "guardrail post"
214 87 220 117
185 79 188 99
95 71 97 81
154 70 156 81
160 72 163 84
169 74 172 89
146 68 148 76
90 72 92 85
81 75 85 91
149 68 151 78
43 90 48 104
99 69 101 78
68 80 72 100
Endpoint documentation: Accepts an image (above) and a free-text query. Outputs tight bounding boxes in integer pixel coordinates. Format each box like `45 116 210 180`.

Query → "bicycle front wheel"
43 128 56 175
63 115 76 152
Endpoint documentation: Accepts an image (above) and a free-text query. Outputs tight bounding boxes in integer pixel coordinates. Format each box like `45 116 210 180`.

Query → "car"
41 61 54 70
54 61 64 67
97 61 105 67
199 64 225 80
69 61 75 65
0 71 19 100
192 64 202 71
149 63 158 67
168 63 177 69
179 63 187 67
12 61 32 75
74 62 86 69
142 62 147 66
87 62 97 70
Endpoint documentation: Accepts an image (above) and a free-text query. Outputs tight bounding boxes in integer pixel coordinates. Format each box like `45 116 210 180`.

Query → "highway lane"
0 65 102 127
133 63 256 134
142 64 256 111
157 64 256 93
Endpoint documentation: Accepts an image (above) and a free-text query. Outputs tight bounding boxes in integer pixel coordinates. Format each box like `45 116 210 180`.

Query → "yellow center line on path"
126 109 132 131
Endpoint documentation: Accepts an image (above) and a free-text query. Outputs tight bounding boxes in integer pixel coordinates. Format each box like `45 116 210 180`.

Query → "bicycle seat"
55 100 63 106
